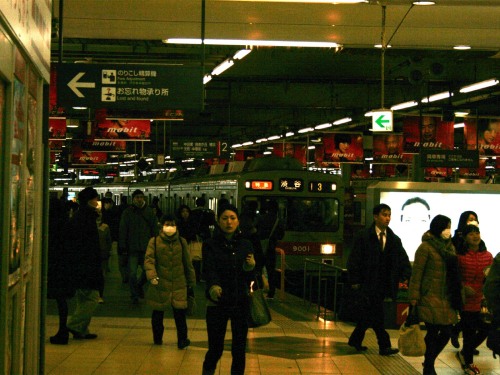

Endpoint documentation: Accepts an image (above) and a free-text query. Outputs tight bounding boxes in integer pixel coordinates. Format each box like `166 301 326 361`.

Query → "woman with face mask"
409 214 462 375
144 214 196 348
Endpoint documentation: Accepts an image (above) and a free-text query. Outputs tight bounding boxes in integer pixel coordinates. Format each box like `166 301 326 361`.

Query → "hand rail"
303 258 346 320
275 247 286 301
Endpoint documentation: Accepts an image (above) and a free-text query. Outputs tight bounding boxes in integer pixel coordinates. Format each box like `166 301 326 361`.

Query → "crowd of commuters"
47 187 500 375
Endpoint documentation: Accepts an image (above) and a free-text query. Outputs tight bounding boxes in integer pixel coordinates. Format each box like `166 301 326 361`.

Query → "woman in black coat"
47 196 74 344
201 205 255 375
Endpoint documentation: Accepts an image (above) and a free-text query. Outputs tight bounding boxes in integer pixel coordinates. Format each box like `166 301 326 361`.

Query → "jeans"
128 253 146 299
67 289 99 335
203 305 248 375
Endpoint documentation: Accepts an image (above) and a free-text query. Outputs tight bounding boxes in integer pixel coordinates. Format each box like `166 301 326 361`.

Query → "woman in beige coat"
144 214 196 348
409 215 462 375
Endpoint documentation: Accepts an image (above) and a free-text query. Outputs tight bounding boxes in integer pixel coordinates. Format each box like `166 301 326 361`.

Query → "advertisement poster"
272 143 307 165
48 117 67 139
95 119 151 141
10 79 25 277
403 116 454 153
81 138 127 153
466 118 500 156
372 133 412 164
72 144 108 166
317 133 363 166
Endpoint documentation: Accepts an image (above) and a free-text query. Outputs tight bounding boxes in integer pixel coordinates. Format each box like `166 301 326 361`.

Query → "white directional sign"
68 72 96 98
371 110 393 132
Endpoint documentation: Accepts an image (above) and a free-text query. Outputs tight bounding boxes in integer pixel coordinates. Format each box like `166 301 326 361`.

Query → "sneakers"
463 363 480 375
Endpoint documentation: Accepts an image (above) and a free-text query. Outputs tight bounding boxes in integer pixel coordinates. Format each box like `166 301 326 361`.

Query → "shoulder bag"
247 275 272 328
398 306 426 357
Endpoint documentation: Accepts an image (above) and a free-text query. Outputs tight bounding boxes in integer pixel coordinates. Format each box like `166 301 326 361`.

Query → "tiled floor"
44 253 500 375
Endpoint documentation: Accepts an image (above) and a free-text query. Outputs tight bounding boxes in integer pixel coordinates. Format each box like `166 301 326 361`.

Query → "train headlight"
321 244 335 255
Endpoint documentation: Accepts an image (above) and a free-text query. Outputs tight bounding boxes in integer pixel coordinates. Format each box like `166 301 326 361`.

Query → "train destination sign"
279 178 304 192
308 181 337 193
55 63 203 110
171 140 219 158
245 180 273 191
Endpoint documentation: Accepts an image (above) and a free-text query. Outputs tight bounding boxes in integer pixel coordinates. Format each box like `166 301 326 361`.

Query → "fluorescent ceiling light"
231 143 242 148
212 59 234 76
390 101 419 111
421 91 452 103
298 127 314 133
454 45 471 50
203 75 212 84
459 79 499 93
256 138 268 143
364 111 374 117
233 49 252 60
267 135 281 140
72 106 88 110
374 44 392 49
454 110 470 117
285 132 295 137
242 141 254 146
164 38 341 49
333 117 352 125
315 123 332 130
308 145 316 150
263 151 272 155
413 1 435 5
454 122 465 129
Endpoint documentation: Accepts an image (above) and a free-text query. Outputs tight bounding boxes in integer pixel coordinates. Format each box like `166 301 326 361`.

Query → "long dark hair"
455 210 478 233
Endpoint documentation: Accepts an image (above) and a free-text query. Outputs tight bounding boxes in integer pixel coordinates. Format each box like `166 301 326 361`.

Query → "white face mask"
163 226 176 236
441 228 451 239
468 220 479 227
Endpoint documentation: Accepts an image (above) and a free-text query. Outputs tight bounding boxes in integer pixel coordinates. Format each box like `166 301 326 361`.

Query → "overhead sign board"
371 110 393 132
56 63 203 110
171 140 220 159
421 149 479 168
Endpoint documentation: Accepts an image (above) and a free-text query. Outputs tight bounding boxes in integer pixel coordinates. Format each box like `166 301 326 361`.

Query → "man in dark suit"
347 203 412 355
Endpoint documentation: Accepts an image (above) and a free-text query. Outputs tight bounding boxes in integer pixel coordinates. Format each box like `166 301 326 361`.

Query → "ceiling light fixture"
454 122 465 129
454 45 471 50
164 38 341 49
459 78 499 93
233 49 252 60
421 91 452 103
203 74 212 84
267 135 281 140
333 117 352 125
454 110 470 117
412 1 435 5
212 59 234 75
390 100 419 111
242 141 254 146
315 123 332 130
231 143 242 148
256 138 268 143
285 132 295 137
298 127 314 133
374 44 391 49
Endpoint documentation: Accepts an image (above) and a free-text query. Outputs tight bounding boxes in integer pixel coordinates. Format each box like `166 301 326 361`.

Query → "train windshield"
243 197 339 233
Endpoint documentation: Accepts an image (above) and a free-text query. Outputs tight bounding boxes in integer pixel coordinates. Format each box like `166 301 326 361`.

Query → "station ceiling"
52 0 500 155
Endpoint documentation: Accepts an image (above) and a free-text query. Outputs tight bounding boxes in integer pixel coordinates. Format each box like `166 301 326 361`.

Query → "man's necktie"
379 231 385 251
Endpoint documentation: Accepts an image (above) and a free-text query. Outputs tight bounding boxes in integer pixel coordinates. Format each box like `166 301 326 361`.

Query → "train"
50 157 347 272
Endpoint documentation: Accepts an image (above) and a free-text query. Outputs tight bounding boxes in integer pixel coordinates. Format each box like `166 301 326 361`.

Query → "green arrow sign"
375 115 390 128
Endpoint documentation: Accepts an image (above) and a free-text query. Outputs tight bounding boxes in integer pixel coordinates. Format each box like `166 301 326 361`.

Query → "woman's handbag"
398 306 426 357
247 276 272 328
188 236 203 261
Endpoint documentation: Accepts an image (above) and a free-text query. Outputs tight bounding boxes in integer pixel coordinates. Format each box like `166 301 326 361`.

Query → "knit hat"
463 224 480 236
78 187 98 204
132 189 144 198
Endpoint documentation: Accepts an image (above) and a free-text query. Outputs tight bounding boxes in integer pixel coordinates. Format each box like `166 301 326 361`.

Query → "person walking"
47 196 74 344
409 214 462 375
119 189 158 304
65 187 103 340
455 224 493 375
144 214 196 348
347 203 411 356
201 205 255 375
484 252 500 358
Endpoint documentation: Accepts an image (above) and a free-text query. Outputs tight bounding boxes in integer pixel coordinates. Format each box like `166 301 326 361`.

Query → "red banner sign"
95 119 151 141
49 117 67 140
